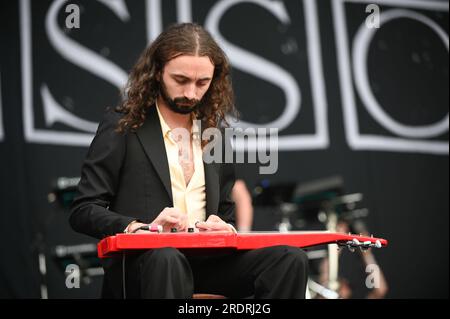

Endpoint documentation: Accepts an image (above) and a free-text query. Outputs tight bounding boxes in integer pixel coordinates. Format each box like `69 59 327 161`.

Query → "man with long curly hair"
70 23 308 299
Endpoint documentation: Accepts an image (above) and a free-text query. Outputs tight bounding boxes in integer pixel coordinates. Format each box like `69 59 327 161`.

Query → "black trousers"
103 245 309 299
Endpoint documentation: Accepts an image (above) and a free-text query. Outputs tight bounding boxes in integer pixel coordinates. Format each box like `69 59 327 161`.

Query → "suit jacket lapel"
202 120 221 217
136 106 173 202
204 161 219 217
136 106 221 217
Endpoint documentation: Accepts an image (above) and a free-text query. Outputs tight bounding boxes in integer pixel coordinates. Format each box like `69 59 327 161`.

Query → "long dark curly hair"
116 23 237 145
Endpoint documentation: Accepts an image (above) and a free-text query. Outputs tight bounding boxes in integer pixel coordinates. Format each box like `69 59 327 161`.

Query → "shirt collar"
155 101 201 142
155 100 172 139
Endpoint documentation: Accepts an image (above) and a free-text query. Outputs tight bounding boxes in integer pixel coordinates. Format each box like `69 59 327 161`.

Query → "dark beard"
160 81 203 115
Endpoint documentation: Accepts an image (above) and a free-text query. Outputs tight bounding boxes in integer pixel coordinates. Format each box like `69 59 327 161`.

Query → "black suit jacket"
69 105 236 240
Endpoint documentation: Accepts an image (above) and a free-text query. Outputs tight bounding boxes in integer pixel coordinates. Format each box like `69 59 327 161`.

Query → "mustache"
173 97 200 106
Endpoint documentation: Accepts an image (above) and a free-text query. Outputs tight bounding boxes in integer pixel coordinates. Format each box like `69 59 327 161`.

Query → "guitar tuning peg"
375 240 382 248
347 245 355 253
352 238 360 246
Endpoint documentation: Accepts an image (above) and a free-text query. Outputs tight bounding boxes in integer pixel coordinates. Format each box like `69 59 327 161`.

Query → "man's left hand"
195 215 235 233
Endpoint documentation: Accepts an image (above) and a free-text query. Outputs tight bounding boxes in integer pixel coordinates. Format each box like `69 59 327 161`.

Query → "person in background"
232 179 254 232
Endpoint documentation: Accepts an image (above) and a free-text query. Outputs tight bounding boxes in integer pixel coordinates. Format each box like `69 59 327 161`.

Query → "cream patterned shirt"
155 103 206 227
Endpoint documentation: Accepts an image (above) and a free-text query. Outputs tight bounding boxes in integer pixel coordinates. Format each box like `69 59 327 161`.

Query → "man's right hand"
151 207 188 232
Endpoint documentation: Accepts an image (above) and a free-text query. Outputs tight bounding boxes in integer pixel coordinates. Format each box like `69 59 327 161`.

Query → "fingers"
206 214 222 223
199 215 232 232
195 221 232 232
157 207 188 232
195 221 209 231
127 222 149 234
164 215 180 224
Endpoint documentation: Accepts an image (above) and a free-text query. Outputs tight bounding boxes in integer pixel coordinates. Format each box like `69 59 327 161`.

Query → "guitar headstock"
337 234 387 252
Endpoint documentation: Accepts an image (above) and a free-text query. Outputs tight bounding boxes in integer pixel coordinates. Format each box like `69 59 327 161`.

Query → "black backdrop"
0 0 448 298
